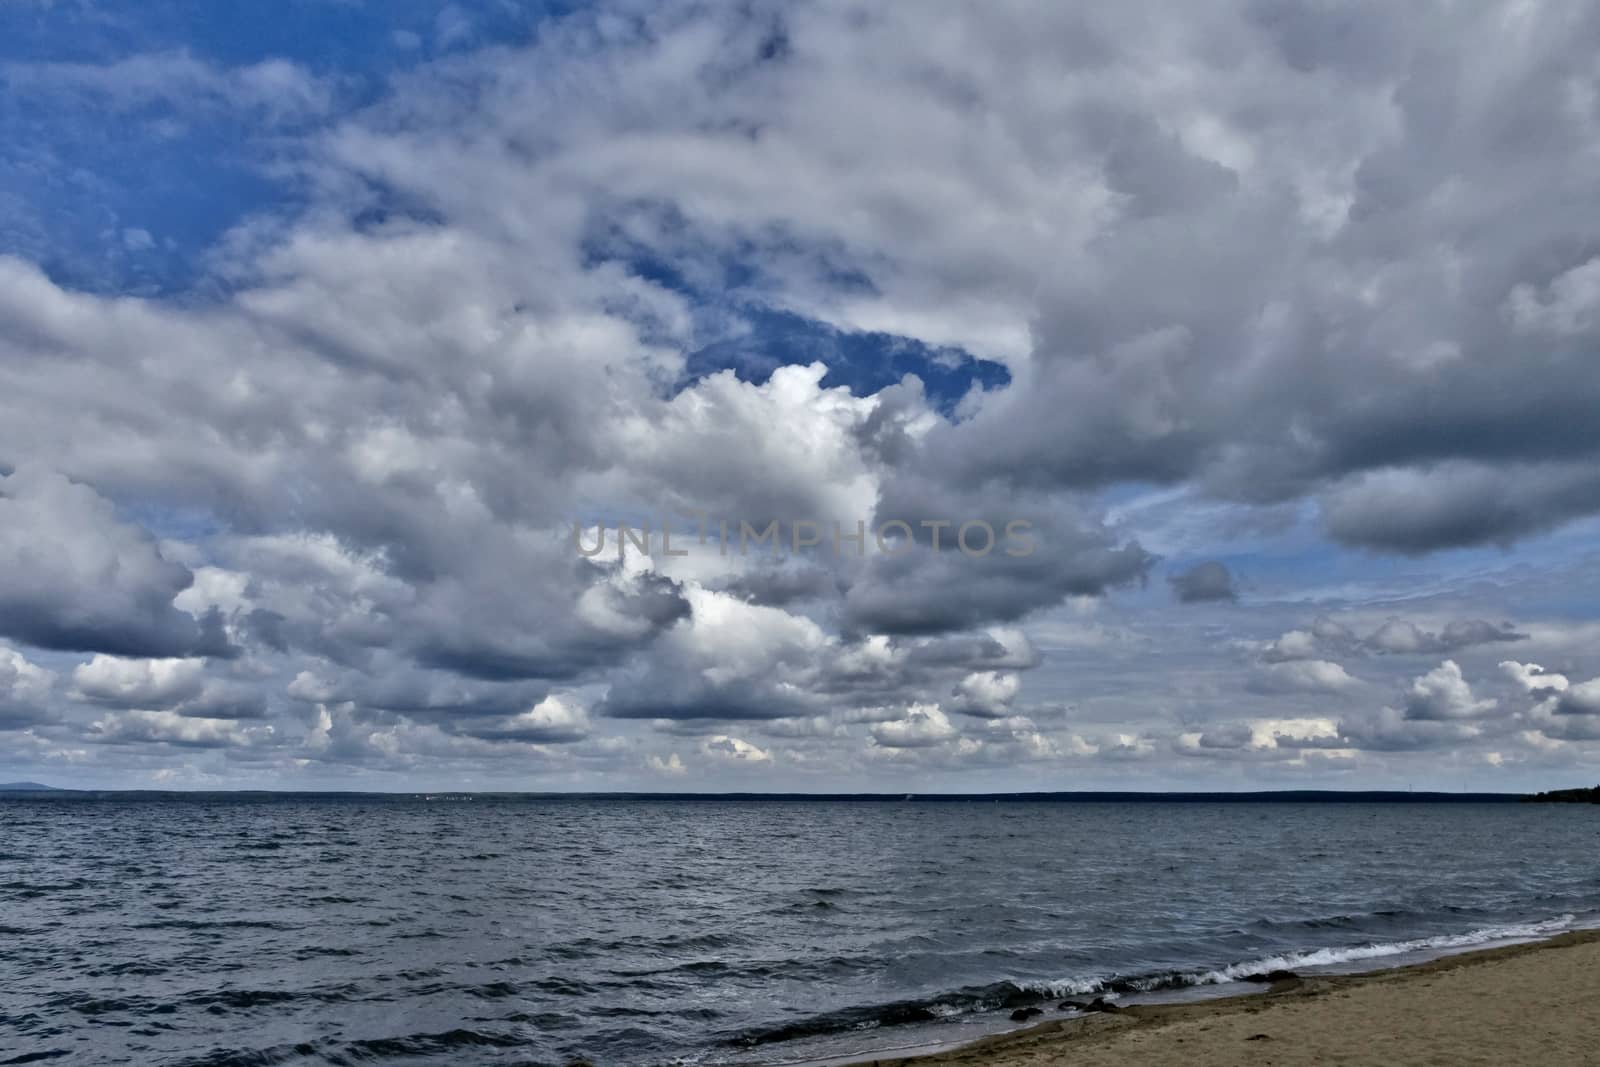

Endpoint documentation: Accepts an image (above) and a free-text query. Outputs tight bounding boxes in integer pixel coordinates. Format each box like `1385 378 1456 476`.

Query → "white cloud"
701 735 772 763
1252 658 1360 694
73 655 207 708
647 751 686 776
1507 256 1600 338
1402 660 1498 721
948 671 1020 718
871 704 957 749
1500 660 1570 694
89 710 262 749
0 644 56 727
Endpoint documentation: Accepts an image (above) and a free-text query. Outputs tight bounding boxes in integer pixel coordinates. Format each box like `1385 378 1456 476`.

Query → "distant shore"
851 929 1600 1067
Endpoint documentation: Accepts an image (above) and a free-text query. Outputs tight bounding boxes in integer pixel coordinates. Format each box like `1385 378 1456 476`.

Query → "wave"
727 913 1586 1048
1171 914 1582 988
167 1028 543 1067
1012 913 1586 997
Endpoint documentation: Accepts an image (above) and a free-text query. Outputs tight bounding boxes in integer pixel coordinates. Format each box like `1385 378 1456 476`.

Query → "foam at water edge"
1021 913 1589 998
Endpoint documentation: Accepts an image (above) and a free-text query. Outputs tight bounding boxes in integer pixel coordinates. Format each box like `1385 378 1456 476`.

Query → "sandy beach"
852 930 1600 1067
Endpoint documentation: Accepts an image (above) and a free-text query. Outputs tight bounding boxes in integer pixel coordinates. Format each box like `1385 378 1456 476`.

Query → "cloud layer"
2 0 1599 790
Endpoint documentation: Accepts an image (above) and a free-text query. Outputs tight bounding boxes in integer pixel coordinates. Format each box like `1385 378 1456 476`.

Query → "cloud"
647 751 686 776
1500 663 1600 746
701 734 771 763
1257 617 1525 666
600 588 832 721
1552 680 1600 718
1339 707 1483 753
1260 628 1320 662
460 694 591 744
88 710 262 749
0 644 55 728
841 517 1153 636
871 704 957 748
1249 658 1360 695
612 362 881 524
4 2 1600 787
1333 661 1503 751
72 655 207 708
1507 256 1600 338
1500 661 1570 695
1322 463 1600 554
1400 660 1498 722
1 51 335 124
947 671 1021 718
1363 618 1526 655
1168 561 1237 603
0 468 230 658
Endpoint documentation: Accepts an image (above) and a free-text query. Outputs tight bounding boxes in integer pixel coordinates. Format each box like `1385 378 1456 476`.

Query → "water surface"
3 796 1597 1065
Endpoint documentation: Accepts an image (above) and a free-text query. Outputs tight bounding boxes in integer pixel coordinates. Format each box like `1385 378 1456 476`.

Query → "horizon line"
0 784 1556 801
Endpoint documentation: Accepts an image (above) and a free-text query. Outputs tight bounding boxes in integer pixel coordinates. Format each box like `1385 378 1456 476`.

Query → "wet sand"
849 930 1600 1067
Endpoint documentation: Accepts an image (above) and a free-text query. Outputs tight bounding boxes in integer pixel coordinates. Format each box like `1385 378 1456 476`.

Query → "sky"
2 0 1600 793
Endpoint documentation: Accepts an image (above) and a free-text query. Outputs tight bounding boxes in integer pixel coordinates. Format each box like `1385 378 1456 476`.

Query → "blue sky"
1 1 585 294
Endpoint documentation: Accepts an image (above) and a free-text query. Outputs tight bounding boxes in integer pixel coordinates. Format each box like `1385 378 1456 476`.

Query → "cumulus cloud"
1500 661 1570 694
72 656 208 708
1551 680 1600 718
1334 661 1503 752
701 735 772 763
0 644 55 728
871 704 957 749
1339 707 1484 753
1248 658 1360 695
600 588 835 721
461 695 591 744
0 469 230 658
89 710 263 749
1499 662 1600 746
1400 661 1498 722
947 671 1021 718
1260 629 1321 663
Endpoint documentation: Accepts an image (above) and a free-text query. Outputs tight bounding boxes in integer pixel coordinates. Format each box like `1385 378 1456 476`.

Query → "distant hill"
1523 785 1600 803
0 781 59 791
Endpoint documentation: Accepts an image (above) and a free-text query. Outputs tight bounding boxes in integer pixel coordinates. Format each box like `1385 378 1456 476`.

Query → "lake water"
3 795 1598 1065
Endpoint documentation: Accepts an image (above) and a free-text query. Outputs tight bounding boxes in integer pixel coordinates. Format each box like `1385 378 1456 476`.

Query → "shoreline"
841 929 1600 1066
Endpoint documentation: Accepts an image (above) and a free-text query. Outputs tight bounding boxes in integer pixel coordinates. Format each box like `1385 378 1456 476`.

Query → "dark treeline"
1522 785 1600 804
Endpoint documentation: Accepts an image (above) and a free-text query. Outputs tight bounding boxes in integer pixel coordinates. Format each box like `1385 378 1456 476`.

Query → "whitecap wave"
1020 913 1588 998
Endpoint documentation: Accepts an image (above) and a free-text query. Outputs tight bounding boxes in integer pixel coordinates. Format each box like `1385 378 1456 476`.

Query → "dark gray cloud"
842 539 1152 636
1321 463 1600 554
842 477 1155 635
1363 618 1526 656
0 469 232 659
410 564 691 683
1169 561 1237 604
713 561 840 607
1194 723 1254 750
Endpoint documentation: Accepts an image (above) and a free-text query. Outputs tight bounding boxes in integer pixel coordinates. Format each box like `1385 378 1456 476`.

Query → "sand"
849 930 1600 1067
